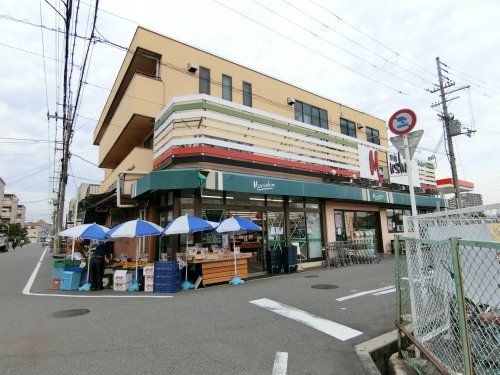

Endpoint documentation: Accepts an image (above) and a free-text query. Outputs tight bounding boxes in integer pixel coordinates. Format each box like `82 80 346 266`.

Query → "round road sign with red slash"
388 109 417 135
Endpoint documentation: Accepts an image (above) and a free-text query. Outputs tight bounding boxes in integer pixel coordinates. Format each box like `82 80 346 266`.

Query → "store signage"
388 152 420 188
358 145 381 182
370 190 388 203
388 109 417 135
253 180 275 192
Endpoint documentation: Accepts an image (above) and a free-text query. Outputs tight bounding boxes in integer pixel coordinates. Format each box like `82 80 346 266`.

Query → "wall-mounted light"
287 97 296 105
187 63 198 73
357 123 365 130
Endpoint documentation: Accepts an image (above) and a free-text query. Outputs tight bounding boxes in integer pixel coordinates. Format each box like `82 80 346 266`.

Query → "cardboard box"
144 275 154 284
113 270 132 284
114 282 130 291
144 284 154 292
143 266 154 276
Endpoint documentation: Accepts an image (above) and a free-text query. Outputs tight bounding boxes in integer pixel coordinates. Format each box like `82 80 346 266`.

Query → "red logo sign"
368 150 381 183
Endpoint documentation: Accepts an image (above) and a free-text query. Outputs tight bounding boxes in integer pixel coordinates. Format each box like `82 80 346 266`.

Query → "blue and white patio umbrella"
162 215 214 290
107 219 163 291
59 223 110 241
106 219 163 238
59 223 111 291
216 217 262 285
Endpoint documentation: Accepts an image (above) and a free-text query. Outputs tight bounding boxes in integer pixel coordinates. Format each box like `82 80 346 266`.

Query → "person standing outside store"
89 242 111 291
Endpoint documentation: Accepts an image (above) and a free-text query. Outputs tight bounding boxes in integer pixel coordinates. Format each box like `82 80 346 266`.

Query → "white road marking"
22 245 48 295
272 352 288 375
22 247 172 298
372 288 396 296
335 285 394 301
250 298 362 341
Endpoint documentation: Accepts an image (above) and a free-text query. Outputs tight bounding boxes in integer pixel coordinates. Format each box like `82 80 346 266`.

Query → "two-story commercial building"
92 27 443 270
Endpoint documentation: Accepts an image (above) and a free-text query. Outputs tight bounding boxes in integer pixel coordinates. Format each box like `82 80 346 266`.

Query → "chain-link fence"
396 204 500 375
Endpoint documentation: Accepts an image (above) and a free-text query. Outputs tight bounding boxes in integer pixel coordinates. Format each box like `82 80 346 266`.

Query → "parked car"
0 234 7 252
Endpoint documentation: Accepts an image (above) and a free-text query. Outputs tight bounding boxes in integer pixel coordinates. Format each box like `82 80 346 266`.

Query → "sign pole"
403 133 417 216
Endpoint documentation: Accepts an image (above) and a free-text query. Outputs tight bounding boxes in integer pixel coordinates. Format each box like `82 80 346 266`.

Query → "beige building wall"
94 27 389 174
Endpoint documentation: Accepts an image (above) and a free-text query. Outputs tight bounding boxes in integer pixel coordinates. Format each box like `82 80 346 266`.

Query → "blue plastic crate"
60 271 82 290
154 285 181 293
154 261 179 271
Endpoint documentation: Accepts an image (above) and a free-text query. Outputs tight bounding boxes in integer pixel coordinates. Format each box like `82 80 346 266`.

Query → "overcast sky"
1 0 499 222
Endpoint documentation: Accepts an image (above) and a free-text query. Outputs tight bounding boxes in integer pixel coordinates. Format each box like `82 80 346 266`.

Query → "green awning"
132 168 444 208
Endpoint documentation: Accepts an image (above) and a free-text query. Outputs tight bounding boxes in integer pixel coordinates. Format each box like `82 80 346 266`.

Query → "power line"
307 0 438 80
211 0 429 104
278 0 434 86
72 153 98 166
0 41 81 68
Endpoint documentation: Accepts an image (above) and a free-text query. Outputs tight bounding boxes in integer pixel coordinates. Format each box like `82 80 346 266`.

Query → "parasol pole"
135 237 140 283
70 200 78 260
233 232 237 276
186 233 189 282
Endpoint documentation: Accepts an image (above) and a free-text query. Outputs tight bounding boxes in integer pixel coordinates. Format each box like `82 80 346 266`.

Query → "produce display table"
187 253 251 286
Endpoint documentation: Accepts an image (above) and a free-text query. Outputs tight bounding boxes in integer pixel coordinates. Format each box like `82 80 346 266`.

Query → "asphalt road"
0 244 396 375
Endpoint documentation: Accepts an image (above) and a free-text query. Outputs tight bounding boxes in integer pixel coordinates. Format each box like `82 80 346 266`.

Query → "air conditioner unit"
187 63 198 73
287 97 296 105
396 225 405 232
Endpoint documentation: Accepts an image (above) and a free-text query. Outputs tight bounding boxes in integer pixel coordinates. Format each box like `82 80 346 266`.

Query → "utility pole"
433 57 470 209
53 0 72 254
54 103 73 254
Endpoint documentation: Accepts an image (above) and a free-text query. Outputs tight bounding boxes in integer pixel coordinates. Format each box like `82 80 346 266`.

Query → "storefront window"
201 190 223 205
305 198 320 209
226 192 264 206
290 211 307 258
202 209 225 249
180 189 195 205
334 210 381 252
266 195 283 207
180 208 194 247
289 196 305 209
306 212 322 258
387 208 411 233
265 211 285 251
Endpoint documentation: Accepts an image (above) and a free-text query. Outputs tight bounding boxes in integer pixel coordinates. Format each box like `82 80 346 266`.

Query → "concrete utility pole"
435 57 462 209
54 103 73 254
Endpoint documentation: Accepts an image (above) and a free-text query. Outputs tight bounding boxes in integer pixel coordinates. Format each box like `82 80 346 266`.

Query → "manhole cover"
310 284 338 289
49 309 90 318
304 275 319 278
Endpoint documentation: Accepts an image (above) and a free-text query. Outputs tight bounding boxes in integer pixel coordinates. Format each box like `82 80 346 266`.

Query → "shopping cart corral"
323 240 380 268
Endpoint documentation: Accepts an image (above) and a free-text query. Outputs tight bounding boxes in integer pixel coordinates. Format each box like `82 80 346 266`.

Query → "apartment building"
16 205 25 226
448 192 484 209
1 193 19 224
92 27 443 264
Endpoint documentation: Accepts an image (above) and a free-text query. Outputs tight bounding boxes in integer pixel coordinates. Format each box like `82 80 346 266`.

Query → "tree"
7 223 28 242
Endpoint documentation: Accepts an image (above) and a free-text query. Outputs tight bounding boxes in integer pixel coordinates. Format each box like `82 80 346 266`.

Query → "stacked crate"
282 246 298 274
265 249 282 275
153 261 181 293
52 260 80 290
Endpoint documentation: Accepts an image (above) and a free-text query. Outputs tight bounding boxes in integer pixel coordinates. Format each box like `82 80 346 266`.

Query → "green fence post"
450 237 473 375
394 235 402 356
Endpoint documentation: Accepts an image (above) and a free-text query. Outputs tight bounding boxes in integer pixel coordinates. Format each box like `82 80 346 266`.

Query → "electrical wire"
307 0 438 80
72 153 98 166
278 0 435 86
211 0 429 104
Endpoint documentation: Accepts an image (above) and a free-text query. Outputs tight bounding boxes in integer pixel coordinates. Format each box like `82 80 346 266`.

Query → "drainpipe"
116 171 149 208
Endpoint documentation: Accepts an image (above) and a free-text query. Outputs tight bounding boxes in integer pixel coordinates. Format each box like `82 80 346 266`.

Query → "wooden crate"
201 259 249 286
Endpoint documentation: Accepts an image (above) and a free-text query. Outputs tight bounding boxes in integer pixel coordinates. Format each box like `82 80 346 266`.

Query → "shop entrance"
333 210 382 252
226 210 264 274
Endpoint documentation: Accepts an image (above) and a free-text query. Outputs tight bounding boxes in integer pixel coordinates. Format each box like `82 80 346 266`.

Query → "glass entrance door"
265 211 285 252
